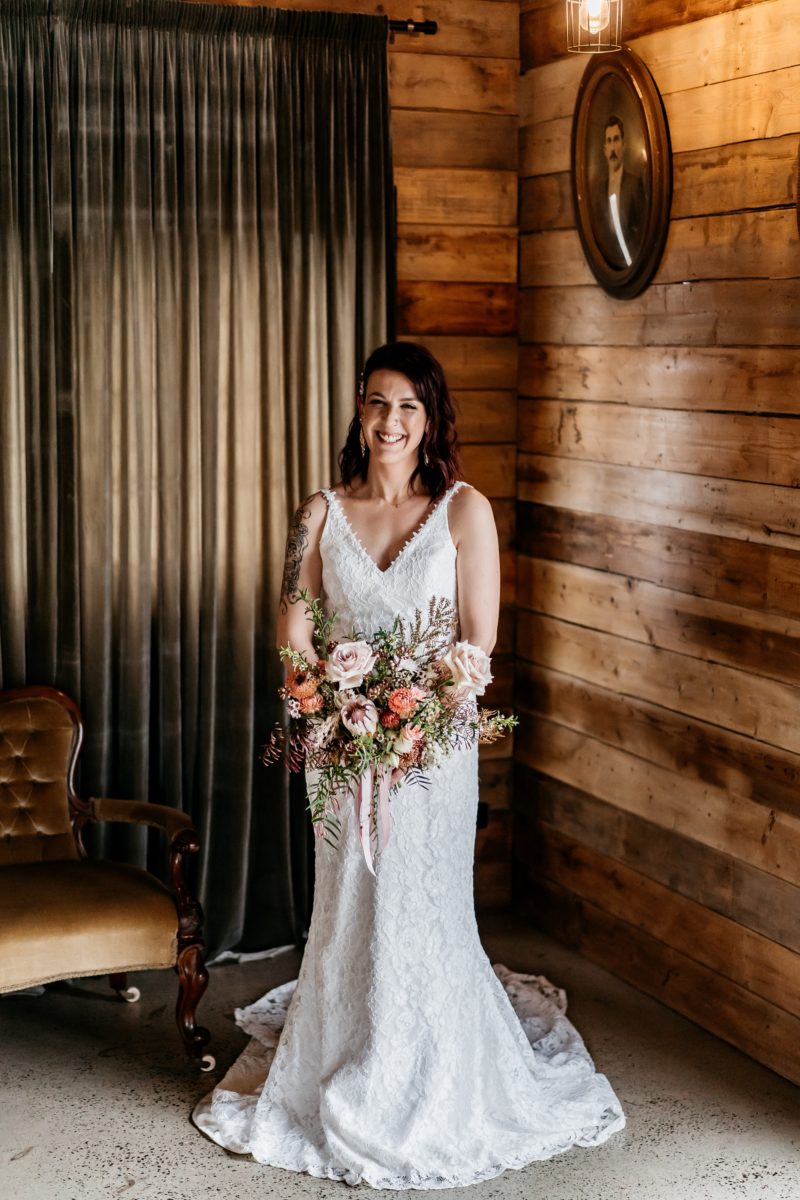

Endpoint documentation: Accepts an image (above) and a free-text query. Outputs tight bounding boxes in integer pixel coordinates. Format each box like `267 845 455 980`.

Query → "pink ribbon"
354 763 394 875
356 764 375 875
377 764 392 850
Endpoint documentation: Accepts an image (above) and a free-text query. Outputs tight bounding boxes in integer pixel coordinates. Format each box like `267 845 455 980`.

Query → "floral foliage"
262 589 517 847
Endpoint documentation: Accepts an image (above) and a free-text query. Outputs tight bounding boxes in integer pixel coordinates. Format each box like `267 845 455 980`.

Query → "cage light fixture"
566 0 622 53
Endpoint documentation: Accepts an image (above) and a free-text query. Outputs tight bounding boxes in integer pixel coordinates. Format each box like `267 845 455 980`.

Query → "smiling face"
359 368 428 464
603 122 624 172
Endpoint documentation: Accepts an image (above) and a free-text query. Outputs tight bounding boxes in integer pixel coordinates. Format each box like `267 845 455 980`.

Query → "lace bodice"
318 480 468 639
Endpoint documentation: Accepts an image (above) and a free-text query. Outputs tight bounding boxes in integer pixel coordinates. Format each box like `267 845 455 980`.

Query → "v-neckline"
327 485 454 576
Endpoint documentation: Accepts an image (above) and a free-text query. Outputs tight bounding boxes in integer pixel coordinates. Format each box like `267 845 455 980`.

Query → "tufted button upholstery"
0 696 79 866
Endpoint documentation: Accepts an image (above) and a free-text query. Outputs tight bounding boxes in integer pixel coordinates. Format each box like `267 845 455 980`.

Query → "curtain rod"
388 19 438 35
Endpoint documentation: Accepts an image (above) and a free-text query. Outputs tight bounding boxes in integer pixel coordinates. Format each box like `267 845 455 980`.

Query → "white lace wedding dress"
192 480 626 1188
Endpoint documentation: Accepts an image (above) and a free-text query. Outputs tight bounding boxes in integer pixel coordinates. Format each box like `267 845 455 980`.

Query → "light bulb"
578 0 610 35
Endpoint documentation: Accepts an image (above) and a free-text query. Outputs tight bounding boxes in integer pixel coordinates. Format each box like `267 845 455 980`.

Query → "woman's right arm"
276 491 328 662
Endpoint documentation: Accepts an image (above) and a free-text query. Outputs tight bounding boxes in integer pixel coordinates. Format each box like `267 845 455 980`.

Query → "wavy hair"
338 342 460 501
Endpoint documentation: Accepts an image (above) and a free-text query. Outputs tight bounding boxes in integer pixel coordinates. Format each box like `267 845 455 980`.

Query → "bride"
192 341 626 1188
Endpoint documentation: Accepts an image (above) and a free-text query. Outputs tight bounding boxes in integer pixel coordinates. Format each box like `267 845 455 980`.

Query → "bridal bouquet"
262 588 517 873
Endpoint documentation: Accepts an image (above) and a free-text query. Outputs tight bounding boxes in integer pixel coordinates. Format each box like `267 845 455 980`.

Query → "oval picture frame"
571 46 672 300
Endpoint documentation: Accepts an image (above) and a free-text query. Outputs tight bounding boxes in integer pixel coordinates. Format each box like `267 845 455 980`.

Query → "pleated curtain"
0 0 394 954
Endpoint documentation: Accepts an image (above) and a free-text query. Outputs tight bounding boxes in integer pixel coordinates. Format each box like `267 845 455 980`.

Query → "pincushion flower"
325 640 378 690
340 697 379 736
387 687 419 718
439 641 493 697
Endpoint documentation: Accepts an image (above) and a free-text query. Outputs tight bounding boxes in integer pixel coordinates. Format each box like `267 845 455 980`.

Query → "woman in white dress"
192 341 626 1188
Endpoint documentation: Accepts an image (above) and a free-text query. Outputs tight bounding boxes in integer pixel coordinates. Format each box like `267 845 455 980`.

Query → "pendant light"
566 0 622 53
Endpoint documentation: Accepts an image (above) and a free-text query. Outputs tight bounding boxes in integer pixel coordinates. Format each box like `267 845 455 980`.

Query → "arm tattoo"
280 500 312 615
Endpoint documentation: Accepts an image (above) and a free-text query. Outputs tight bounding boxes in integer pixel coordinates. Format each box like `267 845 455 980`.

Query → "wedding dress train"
192 480 626 1188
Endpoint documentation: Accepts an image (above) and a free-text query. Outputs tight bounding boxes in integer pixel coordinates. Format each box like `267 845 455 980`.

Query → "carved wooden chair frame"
0 685 213 1069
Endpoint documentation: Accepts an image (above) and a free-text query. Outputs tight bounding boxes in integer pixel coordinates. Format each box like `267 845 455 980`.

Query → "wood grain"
520 67 800 172
665 64 800 156
519 281 800 347
516 502 800 620
520 210 800 288
521 137 798 226
398 225 517 283
519 399 800 483
519 345 800 409
518 555 800 687
517 870 800 1086
526 823 800 1016
516 0 800 1084
516 715 800 909
517 662 800 820
517 614 800 758
409 335 517 388
223 0 518 59
397 282 517 336
452 390 517 442
520 1 799 119
392 111 518 170
514 768 800 955
395 167 517 227
462 444 516 498
520 0 782 73
518 454 800 552
389 53 518 116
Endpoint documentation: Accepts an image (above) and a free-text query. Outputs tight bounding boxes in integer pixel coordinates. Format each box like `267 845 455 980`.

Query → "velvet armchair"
0 686 214 1069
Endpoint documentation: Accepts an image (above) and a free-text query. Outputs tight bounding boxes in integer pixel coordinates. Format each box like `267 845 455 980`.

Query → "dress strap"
443 480 470 507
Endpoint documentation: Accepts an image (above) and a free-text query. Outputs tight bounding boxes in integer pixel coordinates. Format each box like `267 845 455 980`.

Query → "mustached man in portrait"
590 112 647 270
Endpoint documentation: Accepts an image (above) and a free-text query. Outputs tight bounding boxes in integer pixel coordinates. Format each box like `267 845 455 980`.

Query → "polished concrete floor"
2 913 799 1200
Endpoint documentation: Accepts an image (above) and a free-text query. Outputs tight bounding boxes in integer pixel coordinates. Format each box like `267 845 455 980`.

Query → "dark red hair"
338 342 461 501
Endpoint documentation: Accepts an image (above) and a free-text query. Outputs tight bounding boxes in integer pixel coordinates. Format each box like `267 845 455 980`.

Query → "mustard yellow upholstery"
0 860 178 991
0 694 79 866
0 687 210 1063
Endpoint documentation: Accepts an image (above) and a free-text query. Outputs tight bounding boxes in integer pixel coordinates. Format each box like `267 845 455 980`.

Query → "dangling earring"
422 443 429 467
359 425 367 457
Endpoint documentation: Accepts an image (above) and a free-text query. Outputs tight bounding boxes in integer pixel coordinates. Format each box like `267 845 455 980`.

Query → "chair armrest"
90 798 198 849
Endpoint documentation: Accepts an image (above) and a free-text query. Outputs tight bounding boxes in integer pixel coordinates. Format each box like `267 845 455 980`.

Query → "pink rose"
325 640 378 690
340 697 379 736
394 723 424 755
439 641 493 697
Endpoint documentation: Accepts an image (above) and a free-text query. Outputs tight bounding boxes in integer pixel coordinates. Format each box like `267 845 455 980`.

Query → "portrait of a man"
571 47 671 298
589 113 647 269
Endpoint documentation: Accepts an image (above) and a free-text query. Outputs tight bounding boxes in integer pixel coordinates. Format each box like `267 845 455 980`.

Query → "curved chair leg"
176 943 214 1071
109 972 141 1003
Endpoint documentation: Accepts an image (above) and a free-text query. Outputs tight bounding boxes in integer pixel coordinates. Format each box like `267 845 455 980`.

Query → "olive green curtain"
0 0 393 953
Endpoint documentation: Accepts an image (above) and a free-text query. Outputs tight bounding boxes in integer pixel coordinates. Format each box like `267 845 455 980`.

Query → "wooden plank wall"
202 0 520 907
517 0 800 1081
389 2 519 910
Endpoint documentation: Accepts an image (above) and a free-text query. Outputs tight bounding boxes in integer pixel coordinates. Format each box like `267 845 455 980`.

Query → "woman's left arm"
451 486 500 656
